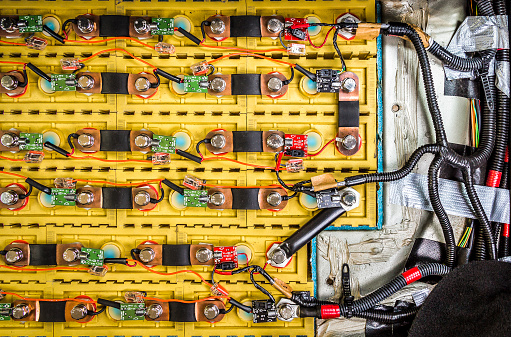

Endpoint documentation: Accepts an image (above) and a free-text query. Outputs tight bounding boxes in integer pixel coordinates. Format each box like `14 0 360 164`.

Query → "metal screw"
77 18 94 34
134 134 152 148
133 19 150 34
1 190 18 206
267 77 283 92
195 248 213 263
341 135 357 150
146 303 163 319
266 192 282 207
267 18 284 34
77 133 94 148
134 190 151 206
76 75 94 90
11 304 30 319
210 134 226 149
5 248 23 263
1 133 18 148
76 191 94 205
0 18 17 33
341 77 356 93
278 304 295 321
266 133 284 149
139 247 155 263
392 104 400 112
210 77 226 93
134 77 151 92
62 248 80 263
270 248 287 265
210 18 226 34
203 304 220 320
1 75 18 91
209 192 225 206
70 304 88 320
341 191 357 207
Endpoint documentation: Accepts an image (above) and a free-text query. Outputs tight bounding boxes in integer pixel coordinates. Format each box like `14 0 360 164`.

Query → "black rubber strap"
230 16 261 37
338 101 359 127
162 244 191 266
38 301 67 322
99 130 131 152
29 244 57 266
232 131 263 152
168 302 196 322
99 15 130 37
231 74 261 96
100 72 129 95
231 188 260 210
101 187 133 209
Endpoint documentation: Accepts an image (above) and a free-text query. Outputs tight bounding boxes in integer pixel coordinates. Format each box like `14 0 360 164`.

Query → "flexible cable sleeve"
353 306 419 324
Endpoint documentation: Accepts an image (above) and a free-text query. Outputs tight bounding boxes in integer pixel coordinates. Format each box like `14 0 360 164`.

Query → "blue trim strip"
376 0 384 230
311 236 317 296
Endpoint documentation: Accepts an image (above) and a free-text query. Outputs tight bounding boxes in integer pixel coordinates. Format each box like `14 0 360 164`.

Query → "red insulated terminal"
486 170 502 188
320 304 341 319
290 23 310 29
503 224 510 238
402 267 422 285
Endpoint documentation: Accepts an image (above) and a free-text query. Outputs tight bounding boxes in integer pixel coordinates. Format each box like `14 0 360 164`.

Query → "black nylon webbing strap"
29 244 57 266
38 301 67 322
230 16 261 37
232 131 263 152
100 73 130 95
99 130 131 151
168 302 196 322
231 188 260 210
99 15 130 37
101 187 133 209
162 244 191 266
231 74 261 96
338 101 359 127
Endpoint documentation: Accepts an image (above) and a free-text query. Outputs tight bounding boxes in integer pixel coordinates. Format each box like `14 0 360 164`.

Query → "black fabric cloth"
365 301 416 337
409 260 511 337
444 78 480 99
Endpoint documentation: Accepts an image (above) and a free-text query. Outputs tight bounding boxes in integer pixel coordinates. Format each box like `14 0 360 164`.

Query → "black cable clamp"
341 263 354 318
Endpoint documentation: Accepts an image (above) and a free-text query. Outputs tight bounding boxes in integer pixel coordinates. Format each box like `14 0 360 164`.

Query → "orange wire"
68 155 152 164
142 296 230 303
201 156 276 170
0 155 25 162
202 183 282 189
208 52 296 67
0 291 96 303
200 42 287 54
0 265 90 272
0 40 26 46
77 48 157 69
0 60 26 65
73 178 162 187
0 171 28 179
64 37 155 49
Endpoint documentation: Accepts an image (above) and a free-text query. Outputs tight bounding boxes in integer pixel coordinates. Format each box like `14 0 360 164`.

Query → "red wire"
307 138 335 157
307 27 335 49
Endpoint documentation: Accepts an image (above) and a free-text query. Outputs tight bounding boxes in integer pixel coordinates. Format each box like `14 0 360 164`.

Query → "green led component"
152 135 176 154
183 76 208 93
51 188 76 206
183 189 208 207
19 133 43 151
151 18 174 35
50 74 76 92
0 303 11 321
80 247 104 267
120 303 146 320
18 15 43 33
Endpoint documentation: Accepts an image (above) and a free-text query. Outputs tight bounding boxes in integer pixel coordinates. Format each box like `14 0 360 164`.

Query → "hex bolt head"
139 247 156 263
210 18 226 34
134 134 152 148
134 77 151 92
270 248 287 265
195 248 213 263
210 134 226 149
76 75 94 90
341 134 357 150
62 248 80 262
266 192 282 207
1 75 18 91
77 133 95 148
203 304 220 320
278 304 294 320
5 247 23 263
209 192 225 206
341 191 357 207
70 304 88 320
1 190 18 206
341 77 357 93
266 133 284 149
134 190 151 206
146 303 163 320
76 191 94 205
1 133 19 148
267 18 284 34
210 77 226 93
267 77 283 92
133 19 150 34
0 18 17 33
77 18 94 34
11 303 30 319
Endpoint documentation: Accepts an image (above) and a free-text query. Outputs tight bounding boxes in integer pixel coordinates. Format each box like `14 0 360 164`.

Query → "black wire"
207 64 215 76
221 304 235 314
0 250 7 256
278 29 287 49
228 298 252 313
196 139 208 159
87 306 106 316
19 185 33 199
282 67 294 86
250 268 275 303
151 70 161 88
200 21 210 42
150 185 164 204
67 133 78 151
130 248 140 260
62 19 76 34
333 28 347 71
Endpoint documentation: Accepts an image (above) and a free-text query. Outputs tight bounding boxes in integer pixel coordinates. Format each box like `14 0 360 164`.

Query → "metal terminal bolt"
62 248 80 263
210 77 226 93
209 192 225 206
270 248 287 265
278 304 295 321
209 18 226 35
133 19 150 34
267 77 283 92
1 75 18 91
341 191 357 207
77 18 94 34
341 77 356 93
195 247 213 263
5 247 23 263
341 135 357 150
203 304 220 320
210 134 226 149
139 247 155 263
134 77 151 92
1 190 18 206
0 18 17 33
134 134 152 148
266 133 284 149
76 191 94 205
146 303 163 320
76 75 94 90
266 192 282 207
70 304 88 320
134 190 151 207
77 133 94 148
1 133 19 148
267 18 284 34
11 304 30 319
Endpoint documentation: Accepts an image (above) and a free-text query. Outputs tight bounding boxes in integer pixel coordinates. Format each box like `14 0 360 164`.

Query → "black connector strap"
38 301 67 322
30 244 57 266
231 188 260 210
168 302 196 322
99 130 131 152
101 187 133 209
99 15 130 37
232 131 264 152
100 73 129 95
338 101 359 128
230 16 262 37
231 74 261 96
162 244 191 266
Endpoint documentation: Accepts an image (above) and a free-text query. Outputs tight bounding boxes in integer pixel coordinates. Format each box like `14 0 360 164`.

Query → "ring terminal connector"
276 299 299 322
209 18 226 35
209 77 226 93
266 243 292 268
209 134 226 150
